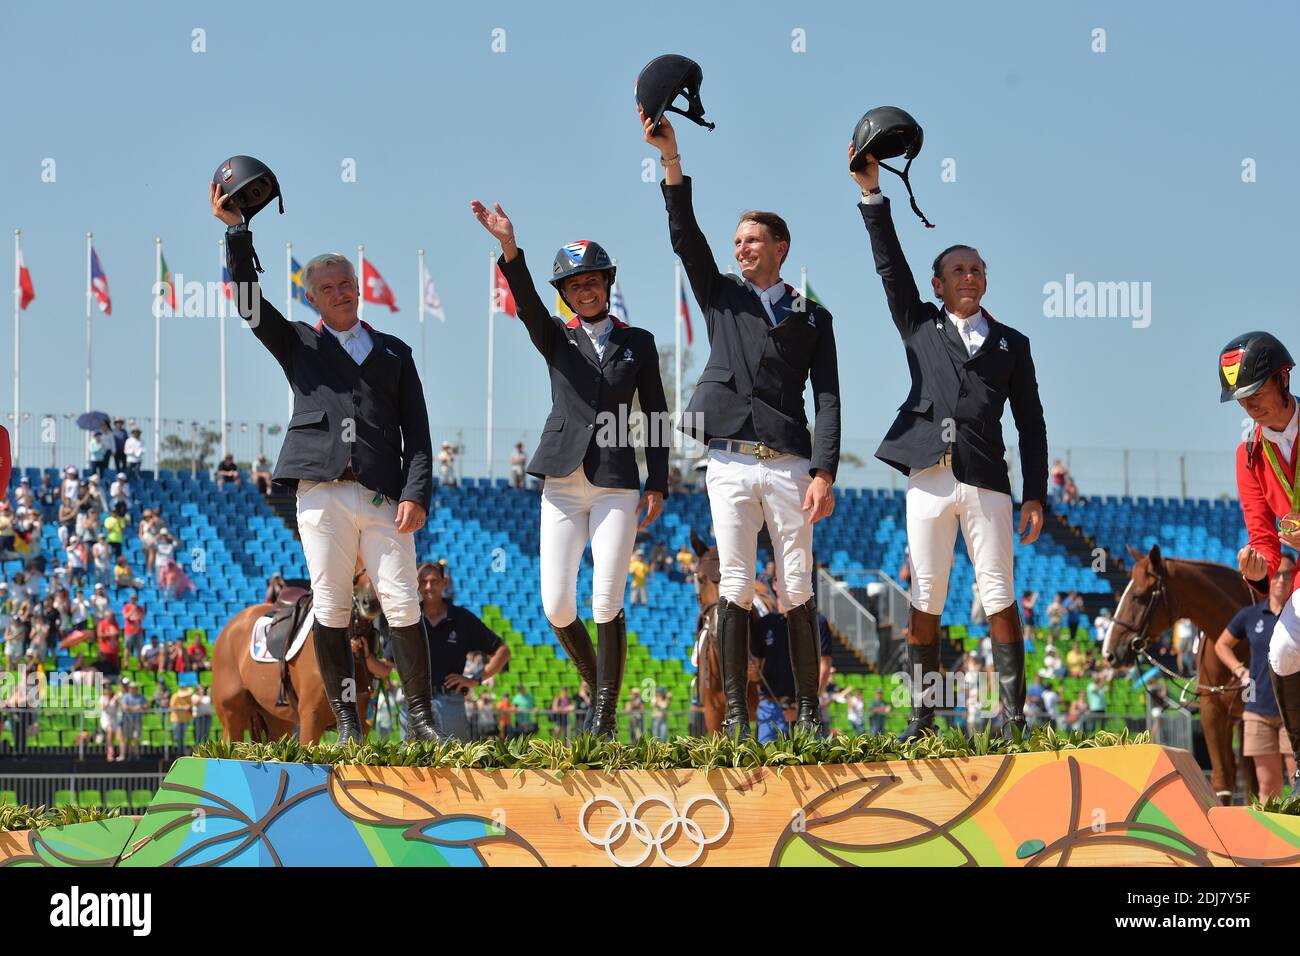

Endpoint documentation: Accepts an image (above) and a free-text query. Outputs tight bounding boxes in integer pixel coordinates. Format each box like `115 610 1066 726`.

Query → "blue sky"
2 0 1297 493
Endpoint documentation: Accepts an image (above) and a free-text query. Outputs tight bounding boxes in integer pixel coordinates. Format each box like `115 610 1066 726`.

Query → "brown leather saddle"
263 586 312 707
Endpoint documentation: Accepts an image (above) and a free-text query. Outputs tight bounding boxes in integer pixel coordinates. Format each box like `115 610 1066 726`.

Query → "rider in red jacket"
1223 331 1300 781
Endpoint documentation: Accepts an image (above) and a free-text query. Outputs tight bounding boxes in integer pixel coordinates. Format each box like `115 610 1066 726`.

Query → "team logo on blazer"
998 338 1008 352
623 347 634 362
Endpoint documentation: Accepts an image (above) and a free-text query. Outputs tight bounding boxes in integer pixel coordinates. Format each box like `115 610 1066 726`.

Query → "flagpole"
417 248 426 387
674 258 682 473
12 230 20 466
357 244 365 321
800 265 808 302
154 237 162 472
85 232 93 415
486 250 496 481
286 242 293 419
218 237 228 461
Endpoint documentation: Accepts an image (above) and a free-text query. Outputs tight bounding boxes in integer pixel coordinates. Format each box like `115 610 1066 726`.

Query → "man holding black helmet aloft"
850 139 1047 742
211 163 439 745
639 103 841 740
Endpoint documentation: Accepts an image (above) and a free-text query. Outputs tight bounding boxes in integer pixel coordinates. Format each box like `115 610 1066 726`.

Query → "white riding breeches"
539 467 640 627
295 478 420 628
1269 590 1300 677
905 461 1015 617
705 447 814 609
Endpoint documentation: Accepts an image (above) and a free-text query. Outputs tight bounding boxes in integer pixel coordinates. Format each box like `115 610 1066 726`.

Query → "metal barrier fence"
0 706 215 759
0 772 167 810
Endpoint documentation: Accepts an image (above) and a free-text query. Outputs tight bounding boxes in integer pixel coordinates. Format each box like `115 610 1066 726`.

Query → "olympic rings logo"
577 794 731 867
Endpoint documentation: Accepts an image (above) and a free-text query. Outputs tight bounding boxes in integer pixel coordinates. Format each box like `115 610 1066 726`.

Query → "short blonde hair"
301 254 357 297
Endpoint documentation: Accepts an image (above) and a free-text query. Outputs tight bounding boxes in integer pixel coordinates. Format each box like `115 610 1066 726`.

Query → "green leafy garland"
194 726 1147 772
0 805 122 833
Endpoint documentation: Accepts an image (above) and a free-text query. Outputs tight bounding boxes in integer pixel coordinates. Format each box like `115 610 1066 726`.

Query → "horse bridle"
1115 561 1249 697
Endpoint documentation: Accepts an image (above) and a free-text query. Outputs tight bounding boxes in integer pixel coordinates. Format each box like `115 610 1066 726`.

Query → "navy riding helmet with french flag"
549 240 616 309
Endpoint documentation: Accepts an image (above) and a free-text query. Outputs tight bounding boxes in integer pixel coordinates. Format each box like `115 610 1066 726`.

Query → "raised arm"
640 107 723 332
212 183 294 365
471 200 558 358
848 146 928 338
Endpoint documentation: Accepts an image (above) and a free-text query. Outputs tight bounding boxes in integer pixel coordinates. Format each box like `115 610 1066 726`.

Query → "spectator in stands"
3 611 24 670
114 556 143 591
90 583 110 619
165 640 187 674
140 635 163 672
92 534 113 589
185 634 209 671
82 473 108 515
89 428 112 477
625 688 645 742
216 453 240 491
1050 459 1067 505
1065 592 1084 639
37 473 59 523
138 510 161 575
13 476 33 511
868 689 890 735
64 538 87 588
575 681 591 732
510 684 537 736
1020 590 1038 642
264 573 285 605
844 688 866 735
510 442 527 490
109 472 130 512
628 550 650 606
192 686 213 744
109 418 128 472
122 681 147 758
26 615 48 663
1086 675 1107 733
60 465 81 506
57 497 77 549
552 686 575 739
438 441 457 487
651 687 671 740
251 454 273 495
0 503 15 556
1041 680 1061 729
1066 641 1087 678
95 611 122 676
674 543 697 581
154 530 177 582
1063 476 1080 505
1045 593 1065 641
125 428 144 481
1094 607 1114 645
169 686 194 751
1066 692 1088 733
1039 644 1064 681
463 651 487 684
667 466 683 496
99 683 125 762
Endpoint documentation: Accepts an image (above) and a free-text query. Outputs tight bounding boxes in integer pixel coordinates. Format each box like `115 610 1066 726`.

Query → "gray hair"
301 254 358 297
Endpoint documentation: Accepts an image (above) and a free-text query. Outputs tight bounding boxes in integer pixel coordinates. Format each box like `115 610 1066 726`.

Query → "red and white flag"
90 247 112 315
492 264 516 317
17 245 35 310
362 259 399 312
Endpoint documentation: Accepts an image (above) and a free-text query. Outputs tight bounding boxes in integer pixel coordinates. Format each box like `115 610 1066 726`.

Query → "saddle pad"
249 608 315 664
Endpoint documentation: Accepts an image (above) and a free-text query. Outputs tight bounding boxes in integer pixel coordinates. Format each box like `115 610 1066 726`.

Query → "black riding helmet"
212 155 284 223
1219 331 1295 403
850 106 933 228
636 54 716 134
550 240 616 314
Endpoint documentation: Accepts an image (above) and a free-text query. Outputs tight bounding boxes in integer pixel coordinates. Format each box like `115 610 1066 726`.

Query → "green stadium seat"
0 790 17 806
52 789 75 808
129 789 154 810
77 790 103 809
105 789 130 810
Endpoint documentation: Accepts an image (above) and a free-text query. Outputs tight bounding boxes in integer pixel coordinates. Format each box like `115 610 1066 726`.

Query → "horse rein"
1115 562 1249 697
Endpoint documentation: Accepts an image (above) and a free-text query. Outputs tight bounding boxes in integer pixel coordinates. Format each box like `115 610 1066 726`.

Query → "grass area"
0 804 123 833
194 725 1150 772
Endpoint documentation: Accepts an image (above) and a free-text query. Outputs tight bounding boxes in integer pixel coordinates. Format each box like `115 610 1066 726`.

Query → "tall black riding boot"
899 640 942 742
552 618 598 729
786 600 823 736
313 623 363 745
1270 668 1300 788
991 639 1028 740
717 597 752 740
590 611 628 739
389 622 443 742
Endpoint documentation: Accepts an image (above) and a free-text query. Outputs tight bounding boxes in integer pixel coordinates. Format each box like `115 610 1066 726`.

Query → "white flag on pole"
610 276 630 324
421 260 446 322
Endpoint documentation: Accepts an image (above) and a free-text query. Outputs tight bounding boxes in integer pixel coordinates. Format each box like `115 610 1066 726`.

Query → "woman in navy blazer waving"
471 199 668 739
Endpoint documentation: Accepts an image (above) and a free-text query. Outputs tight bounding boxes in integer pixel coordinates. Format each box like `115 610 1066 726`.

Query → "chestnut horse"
212 570 383 745
689 531 766 734
1103 544 1254 804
